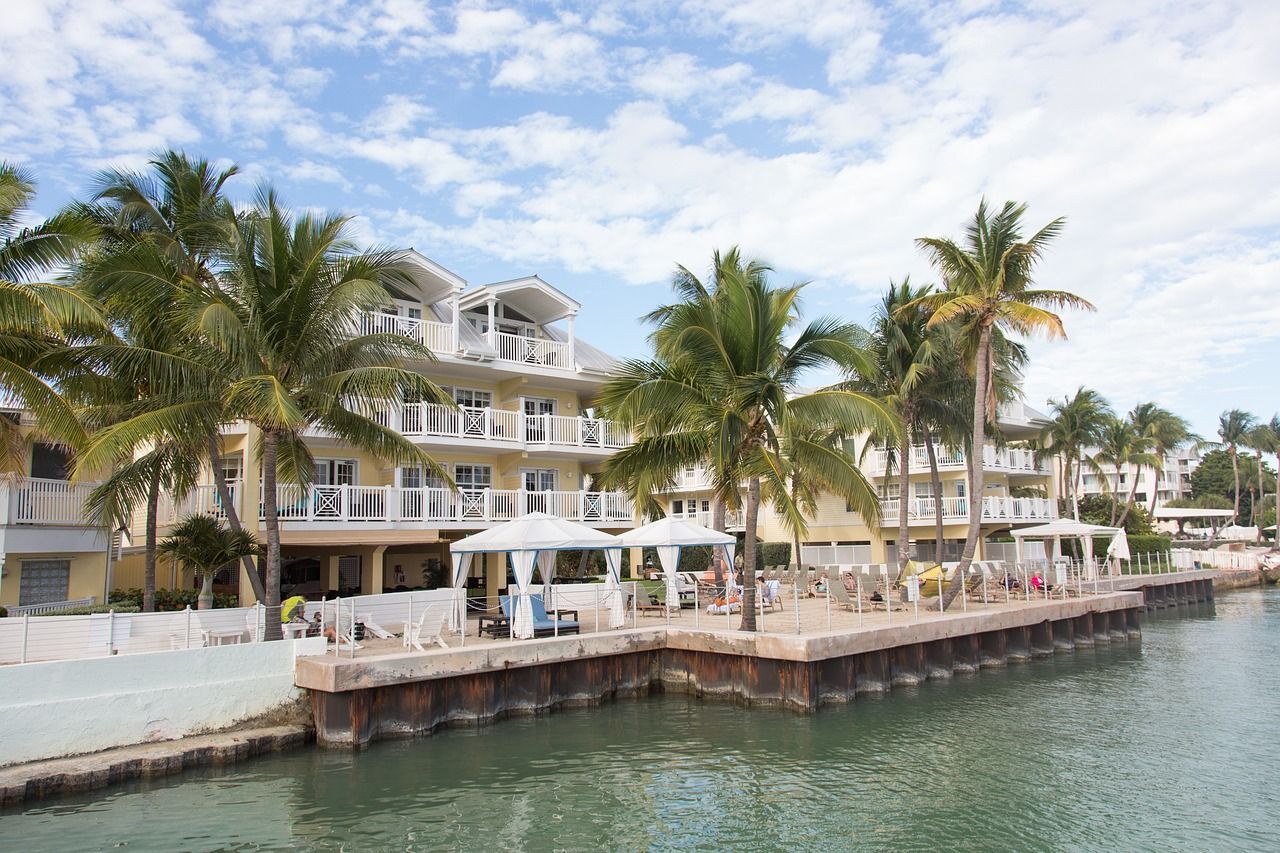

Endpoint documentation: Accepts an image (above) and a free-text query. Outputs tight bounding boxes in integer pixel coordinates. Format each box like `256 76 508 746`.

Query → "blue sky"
3 0 1278 438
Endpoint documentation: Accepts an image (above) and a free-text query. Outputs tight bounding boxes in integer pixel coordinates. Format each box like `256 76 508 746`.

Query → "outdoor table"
478 613 510 637
547 608 579 622
207 629 245 646
282 623 308 639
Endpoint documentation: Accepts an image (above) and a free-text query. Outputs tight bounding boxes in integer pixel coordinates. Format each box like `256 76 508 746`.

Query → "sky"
2 0 1277 438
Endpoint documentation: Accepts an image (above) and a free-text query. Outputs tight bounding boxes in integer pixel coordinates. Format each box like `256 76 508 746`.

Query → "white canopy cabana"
1011 519 1123 578
449 513 624 638
618 517 737 612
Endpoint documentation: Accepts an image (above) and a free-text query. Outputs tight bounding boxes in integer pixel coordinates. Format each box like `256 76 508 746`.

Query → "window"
877 483 900 500
954 482 967 498
314 459 355 486
19 559 69 605
30 443 70 480
454 464 492 491
914 482 934 500
453 388 492 409
220 456 244 483
400 466 422 489
701 500 709 513
522 468 557 491
672 500 684 515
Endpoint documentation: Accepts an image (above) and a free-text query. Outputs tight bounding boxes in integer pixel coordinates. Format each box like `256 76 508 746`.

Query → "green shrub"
110 588 239 610
761 542 791 567
1065 534 1171 559
36 604 141 616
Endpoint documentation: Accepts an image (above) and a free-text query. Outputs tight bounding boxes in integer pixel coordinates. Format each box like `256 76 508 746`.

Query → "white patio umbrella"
1105 529 1131 574
618 517 736 612
449 513 624 637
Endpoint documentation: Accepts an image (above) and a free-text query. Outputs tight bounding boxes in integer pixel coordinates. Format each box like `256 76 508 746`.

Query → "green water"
7 590 1280 852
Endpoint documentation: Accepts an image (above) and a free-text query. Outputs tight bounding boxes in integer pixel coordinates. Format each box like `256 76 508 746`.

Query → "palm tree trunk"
1255 456 1264 543
198 571 214 610
1231 446 1240 523
711 498 726 585
738 476 760 631
925 433 944 562
1116 470 1140 528
143 471 160 612
261 428 283 641
208 432 267 604
1106 465 1122 524
896 427 911 574
1273 461 1279 552
944 325 991 608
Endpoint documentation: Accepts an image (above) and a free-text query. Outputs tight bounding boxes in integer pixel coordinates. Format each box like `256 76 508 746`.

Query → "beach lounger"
827 578 857 611
631 586 667 617
495 594 581 637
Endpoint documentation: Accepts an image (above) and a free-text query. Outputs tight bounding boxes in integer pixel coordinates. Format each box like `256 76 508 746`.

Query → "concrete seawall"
302 591 1168 748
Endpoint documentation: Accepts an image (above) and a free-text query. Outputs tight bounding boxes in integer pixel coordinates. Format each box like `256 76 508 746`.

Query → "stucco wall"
0 637 326 767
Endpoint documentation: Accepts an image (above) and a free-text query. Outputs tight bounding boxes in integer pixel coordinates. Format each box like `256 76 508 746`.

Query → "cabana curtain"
510 550 538 639
603 547 625 627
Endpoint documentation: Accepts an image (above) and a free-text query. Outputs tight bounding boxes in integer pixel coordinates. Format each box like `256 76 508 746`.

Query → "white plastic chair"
403 605 449 651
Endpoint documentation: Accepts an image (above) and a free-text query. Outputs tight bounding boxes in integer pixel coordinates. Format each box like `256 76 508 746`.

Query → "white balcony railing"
682 510 744 530
389 404 629 451
360 311 455 354
880 496 1057 526
868 444 1048 476
6 478 100 526
268 486 633 525
158 482 242 525
495 331 572 368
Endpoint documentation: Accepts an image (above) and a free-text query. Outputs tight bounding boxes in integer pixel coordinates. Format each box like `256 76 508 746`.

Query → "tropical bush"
110 588 238 610
36 604 141 616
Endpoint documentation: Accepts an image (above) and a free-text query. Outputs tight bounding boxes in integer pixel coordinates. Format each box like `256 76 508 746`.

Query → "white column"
566 311 577 369
486 298 497 348
450 289 461 352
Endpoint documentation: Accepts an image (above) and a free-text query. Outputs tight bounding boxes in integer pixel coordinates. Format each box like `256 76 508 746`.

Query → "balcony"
866 444 1048 477
880 496 1057 526
266 485 633 528
4 478 101 526
674 510 744 531
387 404 629 454
360 311 456 354
494 331 572 368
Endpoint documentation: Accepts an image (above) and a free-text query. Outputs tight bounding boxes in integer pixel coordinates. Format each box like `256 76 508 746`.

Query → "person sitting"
1029 571 1045 591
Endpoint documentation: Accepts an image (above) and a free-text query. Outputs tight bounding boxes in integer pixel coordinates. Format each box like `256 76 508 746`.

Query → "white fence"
801 543 873 566
0 605 270 665
1171 547 1260 571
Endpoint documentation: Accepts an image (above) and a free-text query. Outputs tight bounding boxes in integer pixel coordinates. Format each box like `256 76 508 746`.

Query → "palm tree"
71 152 259 610
1245 420 1277 542
157 514 261 610
197 188 453 638
1127 402 1196 517
908 200 1091 606
1040 387 1112 520
1217 409 1257 524
1093 416 1157 526
764 424 874 582
600 249 894 630
847 279 943 574
0 163 102 452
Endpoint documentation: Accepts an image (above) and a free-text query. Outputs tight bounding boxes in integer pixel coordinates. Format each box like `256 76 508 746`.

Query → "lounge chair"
630 586 666 617
827 578 857 611
497 594 581 637
403 604 450 651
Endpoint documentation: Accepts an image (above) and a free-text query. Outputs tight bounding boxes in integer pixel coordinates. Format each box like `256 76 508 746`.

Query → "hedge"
1063 535 1171 558
110 588 240 611
34 604 142 616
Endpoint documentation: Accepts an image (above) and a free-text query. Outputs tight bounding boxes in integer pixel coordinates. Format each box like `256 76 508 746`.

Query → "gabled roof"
458 275 580 324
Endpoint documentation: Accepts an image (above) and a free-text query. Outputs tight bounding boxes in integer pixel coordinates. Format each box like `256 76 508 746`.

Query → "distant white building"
1078 445 1201 510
